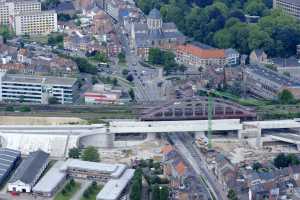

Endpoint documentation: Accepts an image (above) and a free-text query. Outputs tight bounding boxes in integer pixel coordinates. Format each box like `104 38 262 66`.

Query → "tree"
151 184 160 200
252 162 262 171
68 147 81 158
75 19 81 26
129 88 135 101
81 146 100 162
92 52 107 63
122 69 129 76
0 25 13 43
73 57 97 74
126 74 134 82
118 52 126 63
130 168 142 200
151 184 169 200
48 33 64 46
69 179 75 187
159 186 169 200
58 13 72 21
148 48 163 65
92 76 98 85
227 189 238 200
19 106 31 112
5 106 14 112
245 0 267 16
278 89 295 104
112 78 118 86
273 153 300 168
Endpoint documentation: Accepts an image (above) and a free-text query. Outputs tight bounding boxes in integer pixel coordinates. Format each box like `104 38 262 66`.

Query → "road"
115 23 168 102
168 133 228 200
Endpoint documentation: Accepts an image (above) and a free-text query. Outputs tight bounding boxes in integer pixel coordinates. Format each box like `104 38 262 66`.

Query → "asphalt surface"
168 133 228 200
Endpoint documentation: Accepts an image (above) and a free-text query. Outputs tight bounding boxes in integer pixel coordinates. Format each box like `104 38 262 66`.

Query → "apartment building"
175 44 226 69
0 1 41 25
0 72 77 104
14 11 57 35
0 1 57 35
273 0 300 20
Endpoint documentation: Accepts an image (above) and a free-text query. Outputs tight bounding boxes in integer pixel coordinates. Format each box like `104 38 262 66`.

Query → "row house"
161 145 188 189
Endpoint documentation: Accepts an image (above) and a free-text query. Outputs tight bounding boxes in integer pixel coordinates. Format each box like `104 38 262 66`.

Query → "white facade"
7 180 31 193
7 156 48 193
225 49 240 66
0 72 76 104
0 1 57 36
0 1 41 25
274 0 300 20
14 11 57 35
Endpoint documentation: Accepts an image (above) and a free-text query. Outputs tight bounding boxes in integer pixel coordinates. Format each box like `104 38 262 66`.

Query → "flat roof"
271 133 300 142
0 148 20 181
1 72 77 86
276 0 300 6
33 161 66 193
15 11 57 16
96 169 135 200
60 159 127 178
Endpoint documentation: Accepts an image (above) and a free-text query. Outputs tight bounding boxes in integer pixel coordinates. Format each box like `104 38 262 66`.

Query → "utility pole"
208 92 213 149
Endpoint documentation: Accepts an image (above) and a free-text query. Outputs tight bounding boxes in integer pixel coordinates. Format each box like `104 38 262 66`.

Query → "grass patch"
54 179 80 200
210 90 271 107
80 182 103 200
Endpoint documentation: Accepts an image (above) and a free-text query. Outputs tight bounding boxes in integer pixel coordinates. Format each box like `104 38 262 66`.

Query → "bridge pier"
256 128 262 149
146 132 156 141
105 131 114 148
238 127 262 149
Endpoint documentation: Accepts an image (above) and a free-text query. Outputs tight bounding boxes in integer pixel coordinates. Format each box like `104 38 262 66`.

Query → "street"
168 133 228 200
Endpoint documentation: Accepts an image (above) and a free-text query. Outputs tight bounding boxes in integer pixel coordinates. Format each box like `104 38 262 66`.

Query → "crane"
207 91 213 149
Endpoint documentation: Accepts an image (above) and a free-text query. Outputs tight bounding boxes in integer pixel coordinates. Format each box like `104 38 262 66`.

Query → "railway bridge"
140 97 257 121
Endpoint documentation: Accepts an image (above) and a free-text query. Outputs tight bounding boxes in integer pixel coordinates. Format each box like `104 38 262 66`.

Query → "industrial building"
60 159 127 181
96 168 135 200
8 150 49 193
0 72 77 104
273 0 300 20
244 65 300 100
0 148 21 186
32 161 66 197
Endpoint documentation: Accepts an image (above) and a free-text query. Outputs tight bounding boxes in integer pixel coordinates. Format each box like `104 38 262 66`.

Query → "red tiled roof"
161 145 174 154
177 44 225 59
175 161 186 176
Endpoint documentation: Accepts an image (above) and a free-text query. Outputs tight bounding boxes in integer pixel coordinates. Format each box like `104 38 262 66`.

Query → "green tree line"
136 0 300 57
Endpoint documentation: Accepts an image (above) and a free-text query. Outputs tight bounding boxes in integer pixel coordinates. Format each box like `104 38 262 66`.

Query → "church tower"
147 8 162 30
